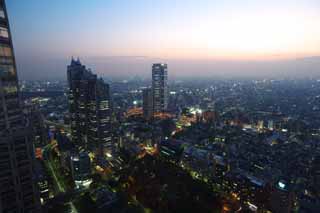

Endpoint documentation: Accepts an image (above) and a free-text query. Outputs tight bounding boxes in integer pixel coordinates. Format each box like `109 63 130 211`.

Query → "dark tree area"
120 155 222 213
158 119 176 137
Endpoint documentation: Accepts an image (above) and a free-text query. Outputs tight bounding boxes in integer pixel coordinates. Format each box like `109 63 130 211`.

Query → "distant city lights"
189 107 202 115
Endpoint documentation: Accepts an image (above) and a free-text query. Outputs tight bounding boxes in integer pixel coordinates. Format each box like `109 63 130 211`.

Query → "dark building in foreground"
67 59 112 156
270 180 295 213
152 63 168 113
0 0 40 212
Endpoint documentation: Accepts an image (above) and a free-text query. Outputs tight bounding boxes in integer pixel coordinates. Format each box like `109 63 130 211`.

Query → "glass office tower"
152 63 168 113
67 58 112 156
143 88 153 120
0 0 40 212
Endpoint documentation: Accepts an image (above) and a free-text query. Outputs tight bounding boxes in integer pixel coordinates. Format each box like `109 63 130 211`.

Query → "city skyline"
6 0 320 80
1 1 319 211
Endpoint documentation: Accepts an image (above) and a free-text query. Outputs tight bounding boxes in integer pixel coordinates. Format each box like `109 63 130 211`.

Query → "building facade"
71 152 92 188
152 63 168 113
142 88 153 120
0 0 40 212
67 59 112 156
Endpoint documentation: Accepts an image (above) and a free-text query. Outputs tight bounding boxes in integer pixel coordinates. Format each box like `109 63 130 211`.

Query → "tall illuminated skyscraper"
67 58 112 156
0 0 40 212
152 63 168 113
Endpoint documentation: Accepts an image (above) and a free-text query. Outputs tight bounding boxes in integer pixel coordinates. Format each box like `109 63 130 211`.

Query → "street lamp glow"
278 181 286 189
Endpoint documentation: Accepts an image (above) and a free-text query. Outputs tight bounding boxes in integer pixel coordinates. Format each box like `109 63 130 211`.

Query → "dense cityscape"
19 72 320 213
1 0 320 213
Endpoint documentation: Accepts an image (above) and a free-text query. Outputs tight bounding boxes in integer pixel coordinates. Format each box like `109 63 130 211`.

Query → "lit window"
0 9 5 19
0 27 9 38
0 44 12 57
0 64 15 76
4 85 17 94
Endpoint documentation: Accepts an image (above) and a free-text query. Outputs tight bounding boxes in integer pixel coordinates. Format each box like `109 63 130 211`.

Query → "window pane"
0 64 14 74
0 27 9 38
0 9 5 19
0 44 12 57
0 64 15 80
4 85 18 96
0 57 13 64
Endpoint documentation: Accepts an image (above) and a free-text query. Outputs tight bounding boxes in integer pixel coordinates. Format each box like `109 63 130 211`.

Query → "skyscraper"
0 0 40 212
67 59 112 156
152 63 168 113
70 152 92 189
142 88 153 120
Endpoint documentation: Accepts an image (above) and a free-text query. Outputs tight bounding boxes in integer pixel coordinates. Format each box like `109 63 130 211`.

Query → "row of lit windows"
3 85 17 95
0 44 12 57
0 57 13 64
0 26 8 38
0 64 15 76
0 8 5 19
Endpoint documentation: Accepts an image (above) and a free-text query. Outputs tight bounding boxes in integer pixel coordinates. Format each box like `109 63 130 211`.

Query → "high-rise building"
268 120 274 131
0 0 40 212
152 63 168 113
24 104 47 148
142 88 153 120
67 59 112 156
71 152 92 189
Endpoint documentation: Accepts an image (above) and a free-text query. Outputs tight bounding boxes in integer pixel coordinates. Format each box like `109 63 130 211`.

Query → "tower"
70 152 92 189
152 63 168 114
67 59 112 156
142 88 153 120
0 0 40 211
